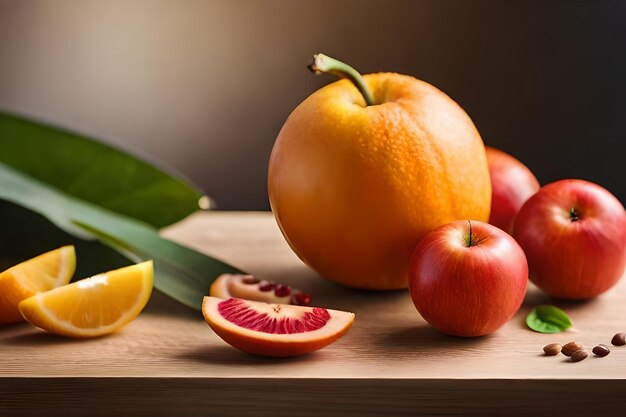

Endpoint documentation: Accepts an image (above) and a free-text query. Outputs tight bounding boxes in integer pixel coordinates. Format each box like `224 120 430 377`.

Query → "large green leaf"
0 112 204 228
0 200 130 278
0 162 241 310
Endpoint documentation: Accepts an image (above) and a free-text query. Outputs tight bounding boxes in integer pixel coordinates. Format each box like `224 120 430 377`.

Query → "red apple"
409 220 528 337
513 179 626 299
486 146 540 234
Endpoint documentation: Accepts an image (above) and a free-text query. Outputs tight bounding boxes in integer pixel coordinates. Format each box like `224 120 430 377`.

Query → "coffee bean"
562 342 584 357
543 343 562 356
570 350 588 362
611 332 626 346
592 345 610 357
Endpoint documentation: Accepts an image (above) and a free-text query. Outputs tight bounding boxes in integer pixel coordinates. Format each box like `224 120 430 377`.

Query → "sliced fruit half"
202 296 355 357
18 261 154 338
0 245 76 325
210 273 311 306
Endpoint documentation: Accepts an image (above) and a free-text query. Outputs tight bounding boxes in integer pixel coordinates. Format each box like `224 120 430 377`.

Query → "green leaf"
0 112 205 228
0 163 242 310
526 305 573 334
0 200 130 279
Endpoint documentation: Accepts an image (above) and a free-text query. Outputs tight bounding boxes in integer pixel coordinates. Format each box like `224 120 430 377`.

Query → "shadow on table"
376 323 494 353
0 329 88 346
143 291 202 320
521 282 601 310
0 322 132 346
175 344 317 366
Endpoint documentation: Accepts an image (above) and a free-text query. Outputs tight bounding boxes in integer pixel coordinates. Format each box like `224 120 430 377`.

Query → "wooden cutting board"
1 211 625 416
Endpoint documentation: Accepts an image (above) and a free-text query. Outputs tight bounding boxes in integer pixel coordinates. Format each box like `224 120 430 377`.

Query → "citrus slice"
202 296 355 357
0 245 76 325
210 273 311 306
18 261 154 338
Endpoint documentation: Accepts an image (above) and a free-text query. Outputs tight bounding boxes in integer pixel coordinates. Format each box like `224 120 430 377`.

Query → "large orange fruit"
268 54 491 290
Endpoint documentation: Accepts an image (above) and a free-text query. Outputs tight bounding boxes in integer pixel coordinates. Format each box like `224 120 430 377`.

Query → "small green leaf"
526 305 573 333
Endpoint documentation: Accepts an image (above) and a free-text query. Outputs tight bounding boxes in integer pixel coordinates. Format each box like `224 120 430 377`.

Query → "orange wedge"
19 261 153 338
0 246 76 325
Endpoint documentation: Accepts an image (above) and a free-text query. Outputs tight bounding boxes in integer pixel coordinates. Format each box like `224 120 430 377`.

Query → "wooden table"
1 212 625 416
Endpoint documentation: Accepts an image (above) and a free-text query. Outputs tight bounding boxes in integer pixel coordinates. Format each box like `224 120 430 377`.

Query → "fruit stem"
570 207 580 222
308 53 376 106
465 220 474 247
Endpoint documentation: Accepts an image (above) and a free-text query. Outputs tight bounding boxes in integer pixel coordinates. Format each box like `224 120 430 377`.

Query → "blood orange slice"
210 273 311 306
202 296 354 357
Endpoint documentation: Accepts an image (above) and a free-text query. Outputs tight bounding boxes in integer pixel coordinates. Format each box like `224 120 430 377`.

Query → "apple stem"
308 53 376 106
466 220 474 247
570 207 580 222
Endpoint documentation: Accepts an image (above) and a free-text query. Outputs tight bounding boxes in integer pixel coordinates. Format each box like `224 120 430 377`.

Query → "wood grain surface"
1 211 625 416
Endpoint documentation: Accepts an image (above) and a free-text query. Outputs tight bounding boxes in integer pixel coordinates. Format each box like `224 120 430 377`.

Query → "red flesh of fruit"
202 296 355 357
217 298 331 334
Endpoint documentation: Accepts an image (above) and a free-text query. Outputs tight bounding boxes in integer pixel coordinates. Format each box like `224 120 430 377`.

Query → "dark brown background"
0 0 624 210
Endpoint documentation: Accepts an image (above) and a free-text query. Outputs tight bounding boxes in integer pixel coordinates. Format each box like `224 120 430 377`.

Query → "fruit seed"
543 343 562 356
274 284 291 297
592 345 610 357
241 275 260 285
570 350 588 362
258 281 276 292
291 292 311 306
561 342 584 357
611 332 626 346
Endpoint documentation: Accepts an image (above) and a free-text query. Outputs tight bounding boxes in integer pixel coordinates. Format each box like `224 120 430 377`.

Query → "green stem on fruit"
570 207 580 222
465 220 474 247
308 53 375 106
